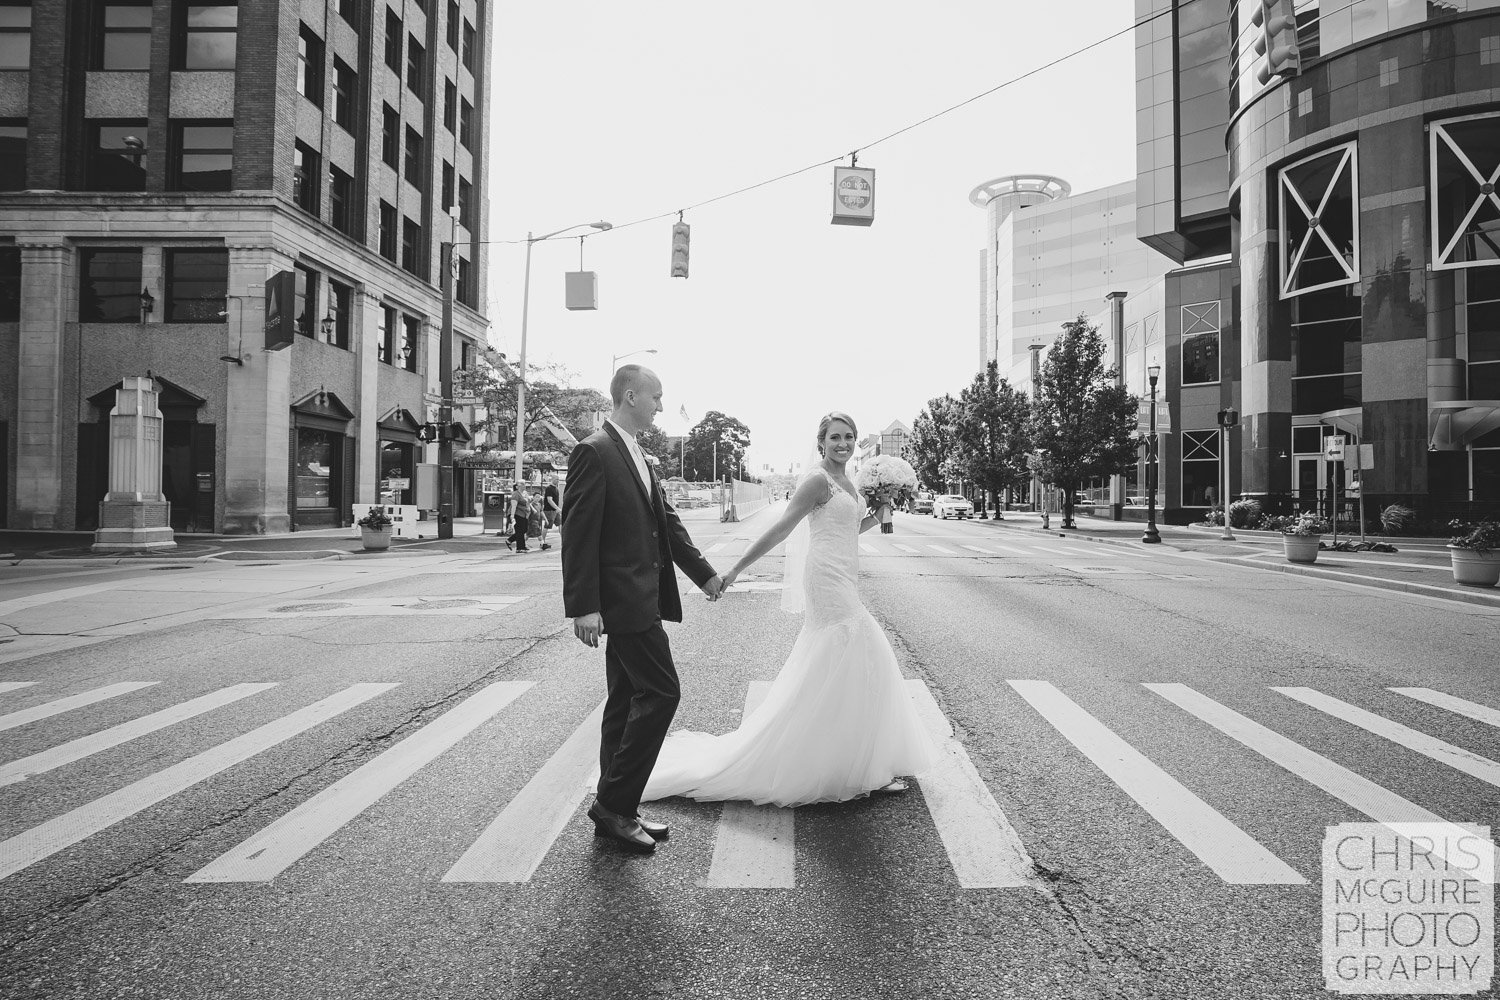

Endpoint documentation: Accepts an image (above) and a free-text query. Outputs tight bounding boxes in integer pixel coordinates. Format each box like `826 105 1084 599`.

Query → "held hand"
720 568 740 592
700 574 724 602
573 612 603 648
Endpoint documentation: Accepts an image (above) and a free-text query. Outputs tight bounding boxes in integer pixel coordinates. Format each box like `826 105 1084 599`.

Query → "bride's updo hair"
816 411 858 456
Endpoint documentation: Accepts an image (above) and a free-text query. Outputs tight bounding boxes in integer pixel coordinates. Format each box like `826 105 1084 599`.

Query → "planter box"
360 527 392 551
1283 533 1322 564
1449 546 1500 587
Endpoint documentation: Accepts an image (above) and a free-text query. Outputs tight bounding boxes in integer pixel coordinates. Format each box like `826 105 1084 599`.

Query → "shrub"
1281 513 1328 536
1449 519 1500 555
1379 504 1417 536
357 506 394 529
1228 498 1262 529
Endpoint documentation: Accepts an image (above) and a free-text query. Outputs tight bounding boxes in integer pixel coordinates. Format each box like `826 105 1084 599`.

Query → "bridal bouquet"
855 456 918 534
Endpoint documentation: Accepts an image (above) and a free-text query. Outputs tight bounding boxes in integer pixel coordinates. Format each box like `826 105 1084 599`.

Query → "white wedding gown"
642 469 935 807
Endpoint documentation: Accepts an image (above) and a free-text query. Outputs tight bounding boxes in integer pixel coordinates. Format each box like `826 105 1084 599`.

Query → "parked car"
911 491 935 514
933 494 973 519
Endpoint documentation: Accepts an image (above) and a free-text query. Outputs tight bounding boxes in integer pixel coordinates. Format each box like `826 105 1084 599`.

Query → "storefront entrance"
289 390 355 530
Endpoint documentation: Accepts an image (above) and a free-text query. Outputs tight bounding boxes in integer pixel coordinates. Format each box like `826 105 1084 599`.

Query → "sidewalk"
972 509 1499 607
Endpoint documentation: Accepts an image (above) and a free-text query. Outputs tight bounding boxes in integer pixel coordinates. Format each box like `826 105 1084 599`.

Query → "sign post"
1324 435 1345 546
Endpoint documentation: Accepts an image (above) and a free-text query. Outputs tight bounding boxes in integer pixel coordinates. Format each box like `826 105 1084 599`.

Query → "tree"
955 361 1032 517
458 361 608 450
682 411 751 481
1030 316 1140 528
903 394 960 490
635 424 681 478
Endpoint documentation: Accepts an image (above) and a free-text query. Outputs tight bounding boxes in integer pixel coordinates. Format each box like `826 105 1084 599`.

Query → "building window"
381 103 398 167
293 141 320 214
406 34 424 98
172 120 232 191
78 248 143 323
1431 113 1500 271
1290 285 1362 415
164 248 227 323
1279 141 1358 299
95 1 152 71
403 125 422 184
1180 301 1220 386
87 121 149 191
0 2 31 70
383 8 400 70
294 427 338 510
0 119 25 190
294 264 319 338
459 97 472 150
1466 268 1500 399
297 24 323 106
445 0 458 49
337 0 360 29
0 247 19 321
379 304 397 364
327 278 351 349
329 164 354 235
379 200 397 261
180 3 236 70
443 78 456 132
1180 430 1219 508
456 256 472 307
332 57 356 131
441 160 453 211
401 217 423 277
461 18 474 70
401 313 421 371
458 176 471 229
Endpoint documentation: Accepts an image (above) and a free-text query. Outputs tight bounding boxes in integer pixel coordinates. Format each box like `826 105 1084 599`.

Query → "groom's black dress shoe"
587 802 656 854
634 815 670 841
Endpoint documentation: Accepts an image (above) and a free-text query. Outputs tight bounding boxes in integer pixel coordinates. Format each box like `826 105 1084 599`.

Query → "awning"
1429 400 1500 450
1317 406 1362 439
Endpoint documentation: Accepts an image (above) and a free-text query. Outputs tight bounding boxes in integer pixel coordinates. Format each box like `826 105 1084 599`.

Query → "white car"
932 494 973 519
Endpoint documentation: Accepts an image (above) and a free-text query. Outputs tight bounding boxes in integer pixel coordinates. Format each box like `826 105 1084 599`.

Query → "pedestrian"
506 481 531 552
539 475 560 550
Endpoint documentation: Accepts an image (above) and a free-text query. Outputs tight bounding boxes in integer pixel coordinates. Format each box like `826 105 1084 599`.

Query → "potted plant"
1447 520 1500 587
357 506 394 551
1280 512 1327 564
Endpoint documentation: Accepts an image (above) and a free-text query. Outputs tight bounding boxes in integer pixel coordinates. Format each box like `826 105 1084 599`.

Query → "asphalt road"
0 509 1496 999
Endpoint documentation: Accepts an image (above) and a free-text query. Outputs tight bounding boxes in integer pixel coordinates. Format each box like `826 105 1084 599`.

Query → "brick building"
0 0 491 533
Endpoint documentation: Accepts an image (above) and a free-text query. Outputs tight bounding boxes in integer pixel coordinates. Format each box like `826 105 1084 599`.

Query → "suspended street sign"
831 165 876 226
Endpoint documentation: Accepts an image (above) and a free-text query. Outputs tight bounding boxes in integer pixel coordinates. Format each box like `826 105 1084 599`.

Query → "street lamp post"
1142 364 1162 544
436 208 460 539
611 347 657 374
1216 407 1239 541
514 220 612 488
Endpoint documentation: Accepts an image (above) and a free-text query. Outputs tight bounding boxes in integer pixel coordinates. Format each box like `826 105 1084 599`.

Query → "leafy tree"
955 361 1032 516
457 360 608 450
903 394 959 490
635 424 682 478
682 411 751 481
1030 316 1139 528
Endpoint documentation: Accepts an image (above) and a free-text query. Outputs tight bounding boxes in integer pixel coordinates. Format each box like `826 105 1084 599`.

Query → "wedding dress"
642 468 935 807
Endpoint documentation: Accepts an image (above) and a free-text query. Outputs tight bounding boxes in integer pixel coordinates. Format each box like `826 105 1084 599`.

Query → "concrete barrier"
723 479 770 522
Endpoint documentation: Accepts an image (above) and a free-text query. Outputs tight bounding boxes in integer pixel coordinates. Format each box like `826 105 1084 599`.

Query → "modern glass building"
0 0 493 533
1136 0 1500 521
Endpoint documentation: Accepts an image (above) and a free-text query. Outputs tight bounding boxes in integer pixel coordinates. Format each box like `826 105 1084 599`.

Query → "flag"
679 405 691 423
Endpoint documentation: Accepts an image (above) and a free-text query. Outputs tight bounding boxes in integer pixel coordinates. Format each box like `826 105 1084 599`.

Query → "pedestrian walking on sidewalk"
561 364 724 855
506 482 531 552
539 476 560 550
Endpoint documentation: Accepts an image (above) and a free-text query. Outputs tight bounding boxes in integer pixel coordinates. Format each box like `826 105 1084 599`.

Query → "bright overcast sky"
486 1 1139 475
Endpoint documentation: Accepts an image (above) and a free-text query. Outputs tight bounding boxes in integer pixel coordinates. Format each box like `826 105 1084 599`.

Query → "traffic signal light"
670 221 690 278
1252 0 1301 84
417 422 438 443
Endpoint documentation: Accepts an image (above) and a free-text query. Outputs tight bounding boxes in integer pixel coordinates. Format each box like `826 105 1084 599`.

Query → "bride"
641 411 935 808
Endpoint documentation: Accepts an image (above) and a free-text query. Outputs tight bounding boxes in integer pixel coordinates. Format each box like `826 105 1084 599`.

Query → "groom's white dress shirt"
606 419 652 494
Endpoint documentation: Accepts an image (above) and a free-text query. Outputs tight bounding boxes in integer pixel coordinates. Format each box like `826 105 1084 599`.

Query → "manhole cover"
271 602 350 613
416 599 479 610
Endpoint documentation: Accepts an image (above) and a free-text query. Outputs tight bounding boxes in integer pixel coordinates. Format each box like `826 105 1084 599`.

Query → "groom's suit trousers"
598 624 679 815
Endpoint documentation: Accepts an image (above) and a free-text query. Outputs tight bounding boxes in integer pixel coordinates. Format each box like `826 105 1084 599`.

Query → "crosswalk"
2 676 1496 891
732 532 1155 564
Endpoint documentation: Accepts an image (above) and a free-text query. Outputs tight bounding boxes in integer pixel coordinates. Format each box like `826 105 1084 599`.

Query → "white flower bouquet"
855 455 918 534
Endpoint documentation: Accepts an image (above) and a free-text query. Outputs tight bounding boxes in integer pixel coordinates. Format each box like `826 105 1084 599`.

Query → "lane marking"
188 682 532 882
858 543 878 555
1389 688 1500 728
927 545 958 555
1033 546 1079 557
705 542 727 553
209 596 526 619
0 682 38 695
892 544 919 554
0 682 159 733
1144 683 1474 865
981 543 1028 556
1010 680 1303 885
0 582 128 617
0 683 278 787
703 682 795 889
910 680 1041 889
0 683 396 881
443 699 605 883
961 545 996 555
1276 687 1500 787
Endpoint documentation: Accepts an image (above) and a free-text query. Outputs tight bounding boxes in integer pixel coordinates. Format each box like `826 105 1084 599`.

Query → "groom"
561 364 723 854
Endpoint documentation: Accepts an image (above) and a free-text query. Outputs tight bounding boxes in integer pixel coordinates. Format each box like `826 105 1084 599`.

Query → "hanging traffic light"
1252 0 1301 84
670 220 690 278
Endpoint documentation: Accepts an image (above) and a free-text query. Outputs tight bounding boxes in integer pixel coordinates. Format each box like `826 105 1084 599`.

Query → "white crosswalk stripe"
892 543 919 554
961 545 996 554
0 683 396 881
0 683 278 787
0 681 159 733
704 682 794 889
705 542 728 553
1011 681 1305 885
0 682 38 695
189 682 532 883
1390 687 1500 728
927 545 958 555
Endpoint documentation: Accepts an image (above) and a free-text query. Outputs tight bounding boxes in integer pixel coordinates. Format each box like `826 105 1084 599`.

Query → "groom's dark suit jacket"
561 423 716 634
